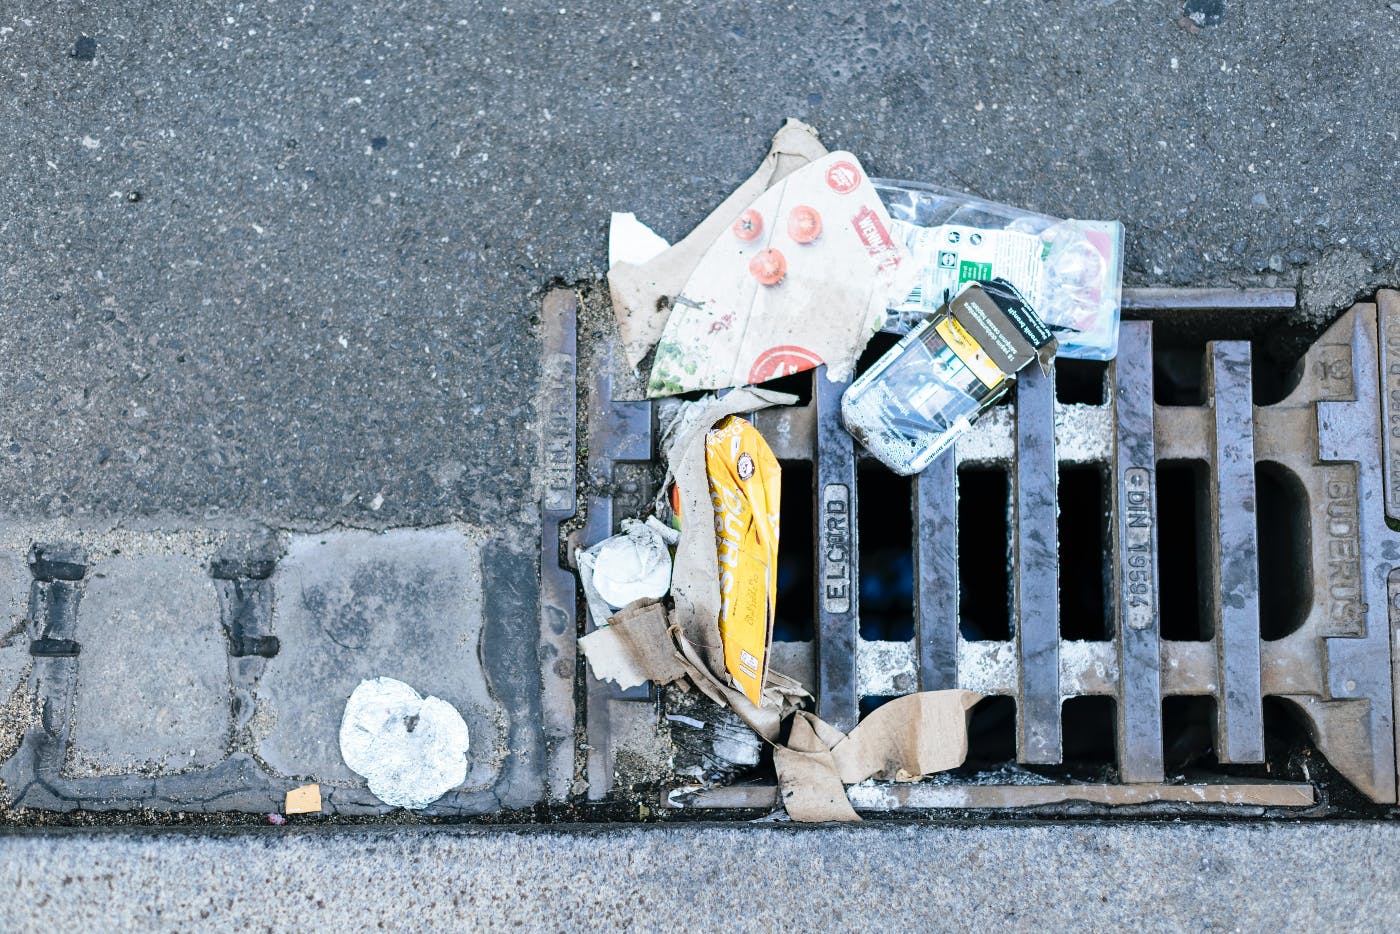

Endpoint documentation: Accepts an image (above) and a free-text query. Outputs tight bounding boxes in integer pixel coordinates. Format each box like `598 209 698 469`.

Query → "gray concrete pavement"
0 822 1397 931
254 528 501 789
69 554 227 776
0 1 1397 527
0 525 548 817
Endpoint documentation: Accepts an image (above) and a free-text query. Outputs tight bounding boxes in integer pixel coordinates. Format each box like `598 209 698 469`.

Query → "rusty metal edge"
664 781 1315 810
540 288 579 802
1121 287 1297 311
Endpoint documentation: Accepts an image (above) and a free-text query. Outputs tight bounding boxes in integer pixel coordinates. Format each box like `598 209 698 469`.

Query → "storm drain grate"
546 288 1400 810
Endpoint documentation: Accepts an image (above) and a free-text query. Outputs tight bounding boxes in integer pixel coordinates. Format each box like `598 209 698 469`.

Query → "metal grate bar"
672 779 1314 810
914 450 959 691
1316 305 1398 803
1120 287 1298 312
1112 321 1165 782
814 367 860 733
582 334 653 800
539 290 580 802
1013 365 1062 763
1380 292 1400 523
1208 341 1265 763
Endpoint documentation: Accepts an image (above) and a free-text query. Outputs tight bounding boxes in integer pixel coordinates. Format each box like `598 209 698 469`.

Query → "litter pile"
582 119 1124 822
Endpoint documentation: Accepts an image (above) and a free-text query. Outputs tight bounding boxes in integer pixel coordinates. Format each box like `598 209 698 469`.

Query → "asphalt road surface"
1 0 1397 530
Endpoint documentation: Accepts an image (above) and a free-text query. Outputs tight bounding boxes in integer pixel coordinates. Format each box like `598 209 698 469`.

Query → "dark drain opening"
854 332 903 378
1263 696 1315 761
1151 339 1304 406
1060 695 1117 771
1154 347 1208 406
957 466 1011 641
1055 360 1108 405
755 371 814 406
858 467 914 642
1156 460 1213 641
860 695 899 717
1058 465 1110 641
1163 696 1219 770
775 459 815 642
965 695 1017 766
1256 461 1312 641
1259 697 1364 802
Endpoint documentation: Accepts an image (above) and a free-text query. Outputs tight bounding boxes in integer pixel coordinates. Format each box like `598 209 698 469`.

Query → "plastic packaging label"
705 416 781 706
874 179 1124 361
892 221 1048 316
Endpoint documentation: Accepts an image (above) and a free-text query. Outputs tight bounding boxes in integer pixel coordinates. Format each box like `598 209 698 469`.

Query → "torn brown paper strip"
578 600 689 691
772 690 982 823
646 151 918 397
662 387 796 689
774 712 857 823
608 118 829 368
830 690 982 784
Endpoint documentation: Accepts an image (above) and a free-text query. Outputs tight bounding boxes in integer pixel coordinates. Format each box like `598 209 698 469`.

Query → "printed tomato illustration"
748 345 824 383
732 209 763 241
824 160 861 193
748 248 787 286
787 205 822 243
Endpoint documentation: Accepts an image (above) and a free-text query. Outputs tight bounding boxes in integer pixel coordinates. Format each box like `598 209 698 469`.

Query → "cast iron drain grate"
543 287 1400 812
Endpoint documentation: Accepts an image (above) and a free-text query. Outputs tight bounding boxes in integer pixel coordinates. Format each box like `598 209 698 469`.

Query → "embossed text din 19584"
1121 467 1156 630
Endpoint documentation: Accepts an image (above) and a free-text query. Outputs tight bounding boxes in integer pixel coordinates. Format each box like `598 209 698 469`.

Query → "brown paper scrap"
645 151 917 397
774 713 858 823
771 691 982 822
284 783 322 815
831 690 982 783
578 601 689 690
609 119 829 368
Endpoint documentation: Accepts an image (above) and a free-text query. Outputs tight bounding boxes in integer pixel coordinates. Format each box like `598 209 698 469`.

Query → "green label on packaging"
958 260 993 284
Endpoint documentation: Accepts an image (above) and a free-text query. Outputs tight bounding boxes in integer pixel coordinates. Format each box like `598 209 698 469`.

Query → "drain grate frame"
551 287 1400 812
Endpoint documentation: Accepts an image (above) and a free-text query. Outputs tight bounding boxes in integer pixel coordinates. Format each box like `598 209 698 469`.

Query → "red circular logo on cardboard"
748 345 824 383
824 160 862 193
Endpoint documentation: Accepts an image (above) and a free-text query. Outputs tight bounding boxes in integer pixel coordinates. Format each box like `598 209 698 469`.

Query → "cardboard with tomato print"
647 151 917 398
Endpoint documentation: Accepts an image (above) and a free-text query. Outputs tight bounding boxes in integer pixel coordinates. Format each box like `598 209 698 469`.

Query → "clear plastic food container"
842 279 1055 475
872 178 1123 361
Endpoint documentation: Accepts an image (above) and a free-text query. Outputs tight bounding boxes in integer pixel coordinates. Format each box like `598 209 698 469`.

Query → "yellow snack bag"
705 415 781 706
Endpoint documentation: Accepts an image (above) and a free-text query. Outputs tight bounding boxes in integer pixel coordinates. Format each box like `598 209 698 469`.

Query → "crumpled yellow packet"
704 416 780 706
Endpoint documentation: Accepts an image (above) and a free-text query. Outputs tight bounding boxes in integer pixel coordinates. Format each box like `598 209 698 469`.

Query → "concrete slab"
255 529 504 801
68 555 228 776
1 823 1397 930
0 554 35 763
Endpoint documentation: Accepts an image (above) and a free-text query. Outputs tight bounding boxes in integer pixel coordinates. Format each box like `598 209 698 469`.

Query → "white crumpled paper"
338 677 470 810
576 517 677 630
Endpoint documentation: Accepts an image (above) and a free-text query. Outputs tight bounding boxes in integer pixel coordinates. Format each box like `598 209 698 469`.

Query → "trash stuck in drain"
580 116 1134 819
704 415 781 707
842 278 1057 475
644 151 918 398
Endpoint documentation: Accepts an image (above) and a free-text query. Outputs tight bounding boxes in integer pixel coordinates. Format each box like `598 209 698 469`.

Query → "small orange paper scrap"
284 783 322 815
